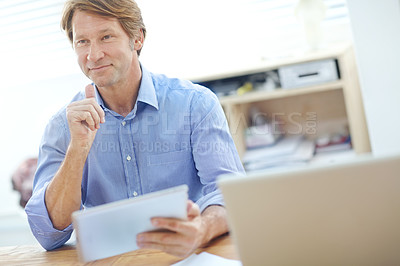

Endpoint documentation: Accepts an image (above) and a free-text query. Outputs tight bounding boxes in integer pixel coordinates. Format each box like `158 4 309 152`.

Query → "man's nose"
87 43 104 62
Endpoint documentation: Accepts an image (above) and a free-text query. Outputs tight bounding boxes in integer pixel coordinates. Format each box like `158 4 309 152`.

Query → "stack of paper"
243 135 315 172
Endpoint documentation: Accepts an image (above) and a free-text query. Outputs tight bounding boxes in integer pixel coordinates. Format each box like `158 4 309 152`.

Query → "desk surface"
0 234 238 265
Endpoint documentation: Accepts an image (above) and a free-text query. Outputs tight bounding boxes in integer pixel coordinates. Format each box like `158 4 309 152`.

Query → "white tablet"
72 185 188 262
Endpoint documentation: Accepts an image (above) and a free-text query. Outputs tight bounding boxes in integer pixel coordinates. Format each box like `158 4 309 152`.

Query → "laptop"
72 185 188 263
218 153 400 265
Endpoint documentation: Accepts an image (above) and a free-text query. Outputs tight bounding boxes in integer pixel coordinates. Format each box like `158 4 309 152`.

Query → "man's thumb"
85 84 96 99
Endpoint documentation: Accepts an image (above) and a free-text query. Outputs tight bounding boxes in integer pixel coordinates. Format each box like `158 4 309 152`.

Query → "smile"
89 65 111 71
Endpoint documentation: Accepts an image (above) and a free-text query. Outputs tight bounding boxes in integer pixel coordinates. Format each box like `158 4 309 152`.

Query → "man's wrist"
68 138 93 157
201 204 225 213
200 205 229 246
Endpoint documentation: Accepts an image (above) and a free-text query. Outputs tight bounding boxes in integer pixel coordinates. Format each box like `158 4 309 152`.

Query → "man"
25 0 244 258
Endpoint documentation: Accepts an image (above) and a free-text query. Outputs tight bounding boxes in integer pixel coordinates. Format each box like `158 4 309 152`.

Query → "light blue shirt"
25 66 244 251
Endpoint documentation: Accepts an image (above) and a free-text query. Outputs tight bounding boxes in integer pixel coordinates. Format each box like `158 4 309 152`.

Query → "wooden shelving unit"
194 44 371 159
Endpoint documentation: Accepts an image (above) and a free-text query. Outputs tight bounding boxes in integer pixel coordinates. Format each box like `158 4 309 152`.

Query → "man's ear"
133 29 144 51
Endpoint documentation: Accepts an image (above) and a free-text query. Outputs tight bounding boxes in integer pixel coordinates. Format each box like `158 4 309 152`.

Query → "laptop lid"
72 185 188 263
218 153 400 265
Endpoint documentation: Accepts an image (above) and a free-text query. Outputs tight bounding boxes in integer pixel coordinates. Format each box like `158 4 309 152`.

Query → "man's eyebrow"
74 28 116 41
74 34 84 42
98 28 115 35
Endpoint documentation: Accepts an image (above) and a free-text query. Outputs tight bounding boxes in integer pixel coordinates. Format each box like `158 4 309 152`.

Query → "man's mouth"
89 65 110 71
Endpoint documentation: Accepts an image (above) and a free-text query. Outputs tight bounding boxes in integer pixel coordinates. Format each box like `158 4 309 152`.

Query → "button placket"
120 117 141 198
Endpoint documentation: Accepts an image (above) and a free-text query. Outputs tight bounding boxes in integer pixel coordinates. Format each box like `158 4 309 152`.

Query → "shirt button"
133 191 138 197
126 155 132 161
122 121 126 126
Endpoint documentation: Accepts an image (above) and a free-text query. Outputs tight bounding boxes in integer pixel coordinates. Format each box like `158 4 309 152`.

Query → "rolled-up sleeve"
25 182 74 250
25 112 74 250
190 87 245 211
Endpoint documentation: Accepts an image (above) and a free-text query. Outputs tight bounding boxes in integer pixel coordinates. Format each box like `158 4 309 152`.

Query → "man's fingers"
151 218 198 238
136 231 195 258
82 111 97 131
82 84 105 123
137 231 186 247
85 84 96 99
138 201 204 257
68 109 97 131
187 201 200 219
68 104 101 128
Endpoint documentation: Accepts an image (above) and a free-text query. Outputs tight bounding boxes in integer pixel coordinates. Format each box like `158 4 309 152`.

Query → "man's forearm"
45 142 90 230
200 205 229 246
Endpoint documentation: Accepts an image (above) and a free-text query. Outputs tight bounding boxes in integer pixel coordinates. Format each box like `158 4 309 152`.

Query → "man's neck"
98 69 142 117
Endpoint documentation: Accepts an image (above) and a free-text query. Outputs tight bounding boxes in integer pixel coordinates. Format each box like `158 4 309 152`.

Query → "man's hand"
46 85 106 230
136 201 229 258
66 84 105 147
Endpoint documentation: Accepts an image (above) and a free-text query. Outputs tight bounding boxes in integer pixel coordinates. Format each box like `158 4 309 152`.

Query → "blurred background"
1 0 399 246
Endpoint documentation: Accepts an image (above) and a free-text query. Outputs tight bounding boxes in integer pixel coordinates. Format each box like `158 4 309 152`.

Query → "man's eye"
76 40 87 46
102 35 112 40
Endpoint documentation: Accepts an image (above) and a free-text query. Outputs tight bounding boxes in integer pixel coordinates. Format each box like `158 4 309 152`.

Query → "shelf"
219 80 344 106
197 44 370 157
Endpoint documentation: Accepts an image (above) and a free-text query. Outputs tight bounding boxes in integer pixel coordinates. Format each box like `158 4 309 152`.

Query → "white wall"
0 73 90 246
346 0 400 155
0 73 90 213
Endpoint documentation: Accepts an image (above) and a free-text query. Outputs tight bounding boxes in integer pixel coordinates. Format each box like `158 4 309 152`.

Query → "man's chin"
89 78 110 88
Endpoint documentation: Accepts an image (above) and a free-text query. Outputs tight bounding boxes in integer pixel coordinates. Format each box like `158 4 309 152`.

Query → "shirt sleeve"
190 87 245 212
25 112 75 251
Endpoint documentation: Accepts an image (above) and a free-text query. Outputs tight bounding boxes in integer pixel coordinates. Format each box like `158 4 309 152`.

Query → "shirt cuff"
195 189 225 213
25 182 74 250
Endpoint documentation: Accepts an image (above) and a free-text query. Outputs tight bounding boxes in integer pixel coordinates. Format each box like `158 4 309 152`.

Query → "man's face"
71 10 137 88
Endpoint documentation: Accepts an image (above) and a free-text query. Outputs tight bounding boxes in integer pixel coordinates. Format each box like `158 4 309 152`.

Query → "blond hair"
61 0 146 55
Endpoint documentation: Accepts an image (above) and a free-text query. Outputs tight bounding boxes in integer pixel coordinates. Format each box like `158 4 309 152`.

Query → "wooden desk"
0 234 238 265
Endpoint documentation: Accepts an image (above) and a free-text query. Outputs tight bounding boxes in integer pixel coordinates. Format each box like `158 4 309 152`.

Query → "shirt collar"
137 65 159 110
93 64 159 111
94 85 105 108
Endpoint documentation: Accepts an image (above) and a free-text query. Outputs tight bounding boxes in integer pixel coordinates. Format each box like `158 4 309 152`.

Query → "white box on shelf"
278 59 339 89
